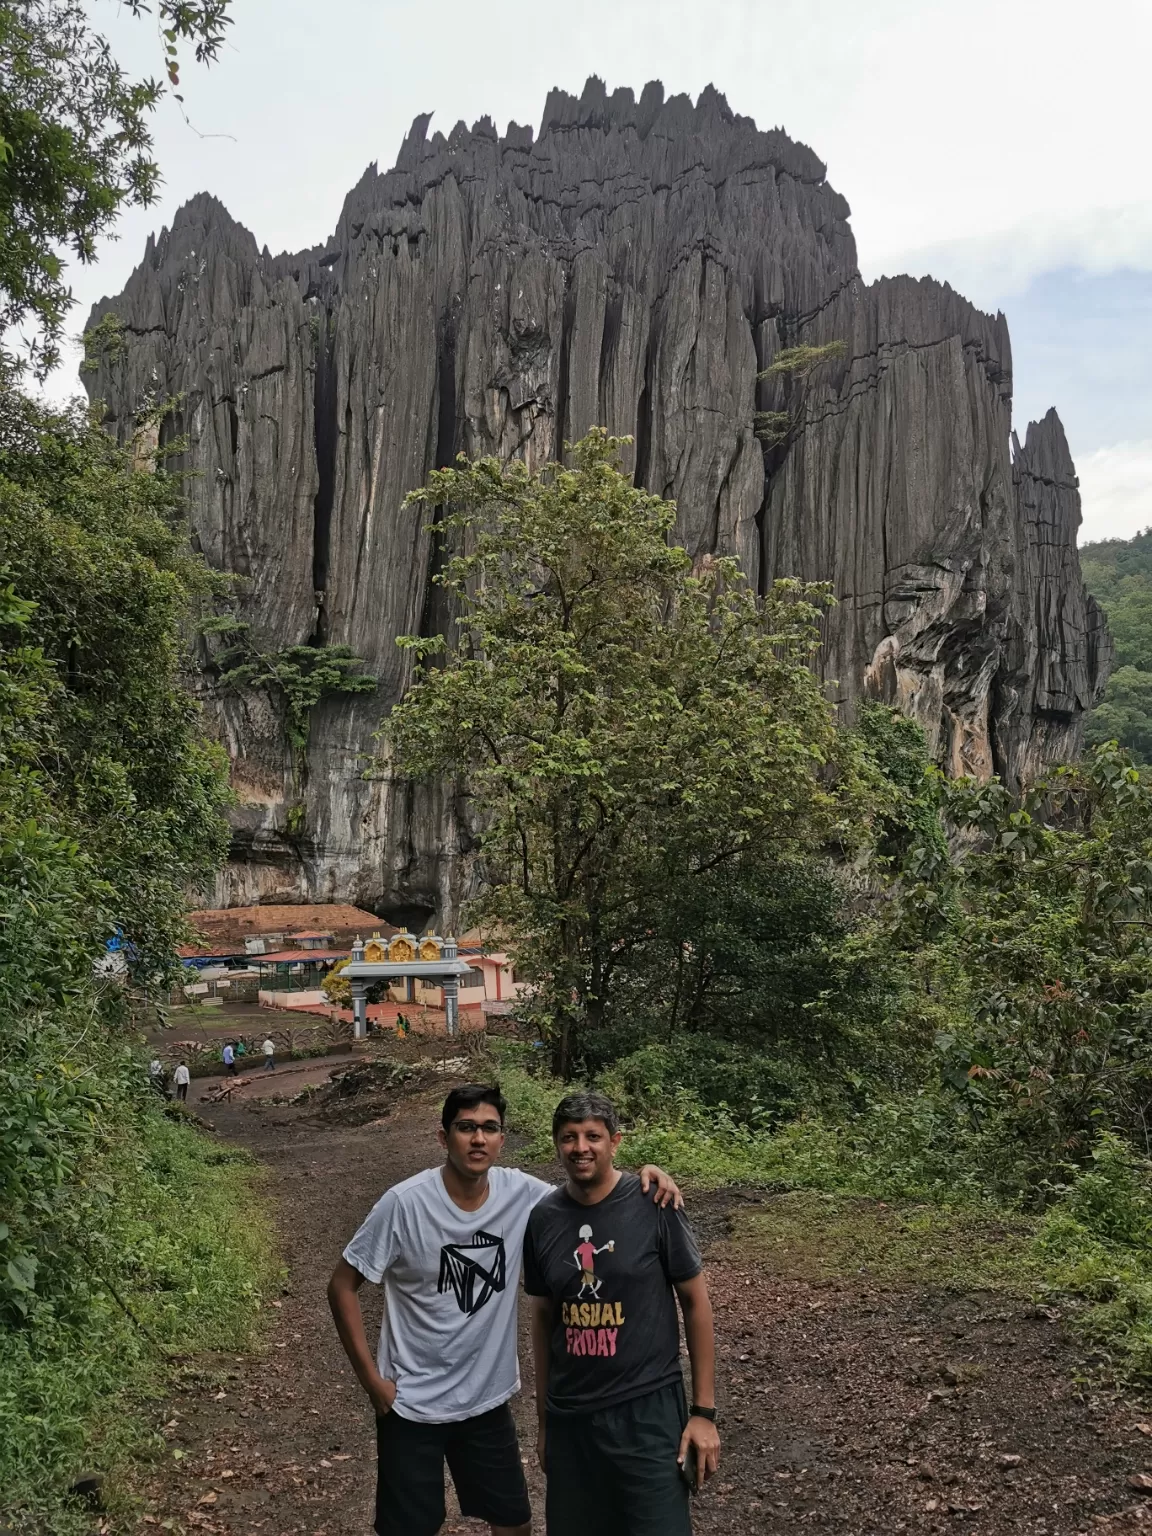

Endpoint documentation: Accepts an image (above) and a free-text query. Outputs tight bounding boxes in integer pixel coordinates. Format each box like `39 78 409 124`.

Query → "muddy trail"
143 1079 1152 1536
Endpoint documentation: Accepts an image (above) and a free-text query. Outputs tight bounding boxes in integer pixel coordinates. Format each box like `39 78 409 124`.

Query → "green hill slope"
1082 528 1152 763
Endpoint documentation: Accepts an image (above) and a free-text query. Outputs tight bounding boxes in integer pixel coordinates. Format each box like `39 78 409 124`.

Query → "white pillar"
351 980 367 1040
443 936 459 1037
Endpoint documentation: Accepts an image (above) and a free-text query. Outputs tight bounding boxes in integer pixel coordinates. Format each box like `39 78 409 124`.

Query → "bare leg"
491 1524 531 1536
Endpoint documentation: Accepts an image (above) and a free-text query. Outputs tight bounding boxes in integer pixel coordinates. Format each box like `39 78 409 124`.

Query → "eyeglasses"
451 1119 504 1136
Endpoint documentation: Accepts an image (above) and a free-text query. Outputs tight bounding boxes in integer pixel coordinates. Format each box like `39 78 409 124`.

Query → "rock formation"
83 77 1111 918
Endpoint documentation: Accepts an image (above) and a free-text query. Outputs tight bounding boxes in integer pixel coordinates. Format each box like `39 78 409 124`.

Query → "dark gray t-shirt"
522 1171 702 1415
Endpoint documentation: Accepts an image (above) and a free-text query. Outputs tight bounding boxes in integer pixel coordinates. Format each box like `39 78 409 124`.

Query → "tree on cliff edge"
385 429 878 1077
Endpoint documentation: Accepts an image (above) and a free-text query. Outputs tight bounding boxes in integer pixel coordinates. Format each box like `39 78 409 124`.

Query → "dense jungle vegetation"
0 390 275 1530
1083 529 1152 764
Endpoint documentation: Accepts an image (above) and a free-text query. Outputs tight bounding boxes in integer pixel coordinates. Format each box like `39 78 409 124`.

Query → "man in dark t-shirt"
524 1091 720 1536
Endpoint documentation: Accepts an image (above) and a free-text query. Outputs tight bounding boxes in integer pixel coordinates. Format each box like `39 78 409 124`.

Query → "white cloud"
861 205 1152 314
1078 442 1152 546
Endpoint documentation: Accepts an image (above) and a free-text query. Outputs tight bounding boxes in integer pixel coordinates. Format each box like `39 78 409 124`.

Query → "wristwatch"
689 1404 717 1421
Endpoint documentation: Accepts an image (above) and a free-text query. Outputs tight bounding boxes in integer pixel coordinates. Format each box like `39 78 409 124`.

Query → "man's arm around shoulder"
327 1258 396 1417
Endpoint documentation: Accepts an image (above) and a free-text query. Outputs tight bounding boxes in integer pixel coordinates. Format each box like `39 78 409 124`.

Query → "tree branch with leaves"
384 429 878 1076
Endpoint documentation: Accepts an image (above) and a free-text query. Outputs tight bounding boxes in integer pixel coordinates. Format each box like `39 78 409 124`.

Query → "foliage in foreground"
0 1082 276 1528
0 388 268 1527
892 743 1152 1192
0 0 233 372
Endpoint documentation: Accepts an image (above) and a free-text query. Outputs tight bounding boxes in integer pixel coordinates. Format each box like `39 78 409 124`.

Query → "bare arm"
675 1272 720 1488
639 1164 683 1209
326 1257 396 1417
529 1293 553 1470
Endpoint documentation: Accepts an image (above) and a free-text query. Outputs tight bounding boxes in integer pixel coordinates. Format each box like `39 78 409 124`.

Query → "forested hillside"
1082 528 1152 762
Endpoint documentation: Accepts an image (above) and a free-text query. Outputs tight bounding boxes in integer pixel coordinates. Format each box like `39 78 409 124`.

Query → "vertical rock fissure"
310 309 338 643
555 268 577 455
418 328 459 646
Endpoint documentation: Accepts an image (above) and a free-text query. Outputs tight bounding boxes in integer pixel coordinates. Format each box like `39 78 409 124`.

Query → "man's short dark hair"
552 1090 621 1139
441 1083 507 1130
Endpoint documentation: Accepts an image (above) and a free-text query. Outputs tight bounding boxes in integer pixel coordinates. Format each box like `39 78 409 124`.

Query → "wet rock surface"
84 78 1109 914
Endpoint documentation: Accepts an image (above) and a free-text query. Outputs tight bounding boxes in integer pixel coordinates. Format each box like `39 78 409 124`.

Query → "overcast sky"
45 0 1152 543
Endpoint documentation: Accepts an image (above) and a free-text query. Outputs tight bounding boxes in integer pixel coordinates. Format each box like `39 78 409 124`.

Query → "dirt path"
142 1091 1152 1536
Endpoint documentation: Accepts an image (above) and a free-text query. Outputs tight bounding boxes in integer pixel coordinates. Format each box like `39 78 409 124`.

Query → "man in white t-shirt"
262 1036 275 1070
172 1061 190 1102
328 1083 681 1536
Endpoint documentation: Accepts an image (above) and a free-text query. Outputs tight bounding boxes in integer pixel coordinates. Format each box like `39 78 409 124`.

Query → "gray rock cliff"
83 78 1110 918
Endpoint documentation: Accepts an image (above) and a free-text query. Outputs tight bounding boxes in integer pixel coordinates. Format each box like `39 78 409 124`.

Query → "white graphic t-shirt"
343 1165 553 1423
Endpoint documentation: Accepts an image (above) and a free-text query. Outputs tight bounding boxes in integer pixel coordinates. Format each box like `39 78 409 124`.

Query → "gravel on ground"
135 1083 1152 1535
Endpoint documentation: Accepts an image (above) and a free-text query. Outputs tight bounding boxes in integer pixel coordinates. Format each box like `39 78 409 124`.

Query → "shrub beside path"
139 1088 1152 1535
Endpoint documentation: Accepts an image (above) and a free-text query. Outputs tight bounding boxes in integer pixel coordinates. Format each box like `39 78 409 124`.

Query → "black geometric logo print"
438 1230 507 1316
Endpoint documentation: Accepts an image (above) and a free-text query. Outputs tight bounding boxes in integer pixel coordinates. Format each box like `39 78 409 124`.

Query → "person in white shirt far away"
262 1036 275 1070
327 1082 682 1536
221 1041 236 1075
172 1061 190 1102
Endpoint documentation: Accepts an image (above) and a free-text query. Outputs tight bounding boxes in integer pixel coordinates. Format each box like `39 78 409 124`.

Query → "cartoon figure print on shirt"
438 1230 506 1316
574 1222 614 1297
563 1221 624 1356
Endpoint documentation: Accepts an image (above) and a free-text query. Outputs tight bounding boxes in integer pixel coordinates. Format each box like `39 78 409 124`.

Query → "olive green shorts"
544 1381 691 1536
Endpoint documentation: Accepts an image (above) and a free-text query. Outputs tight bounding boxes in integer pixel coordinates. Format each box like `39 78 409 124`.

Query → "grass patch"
0 1112 279 1533
727 1191 1037 1291
494 1047 1152 1384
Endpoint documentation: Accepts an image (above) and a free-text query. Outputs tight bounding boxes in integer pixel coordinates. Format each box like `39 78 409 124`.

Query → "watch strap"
689 1404 716 1421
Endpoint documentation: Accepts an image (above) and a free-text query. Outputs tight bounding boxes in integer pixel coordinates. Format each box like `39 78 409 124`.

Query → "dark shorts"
545 1380 691 1536
374 1401 530 1536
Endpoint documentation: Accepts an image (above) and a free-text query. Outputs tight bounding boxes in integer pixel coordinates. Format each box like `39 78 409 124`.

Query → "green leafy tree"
601 849 920 1124
1085 666 1152 765
0 388 231 973
0 390 243 1519
208 621 376 822
0 0 233 372
215 638 377 754
1081 529 1152 763
890 743 1152 1189
385 429 875 1076
754 340 847 447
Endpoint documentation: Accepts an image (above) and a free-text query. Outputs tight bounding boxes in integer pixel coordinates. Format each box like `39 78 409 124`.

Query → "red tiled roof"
254 948 349 964
185 903 393 952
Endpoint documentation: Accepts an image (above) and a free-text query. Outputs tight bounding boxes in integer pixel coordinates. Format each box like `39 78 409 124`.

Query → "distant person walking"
173 1061 190 1103
148 1057 166 1096
234 1038 247 1062
262 1036 276 1071
222 1042 236 1076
